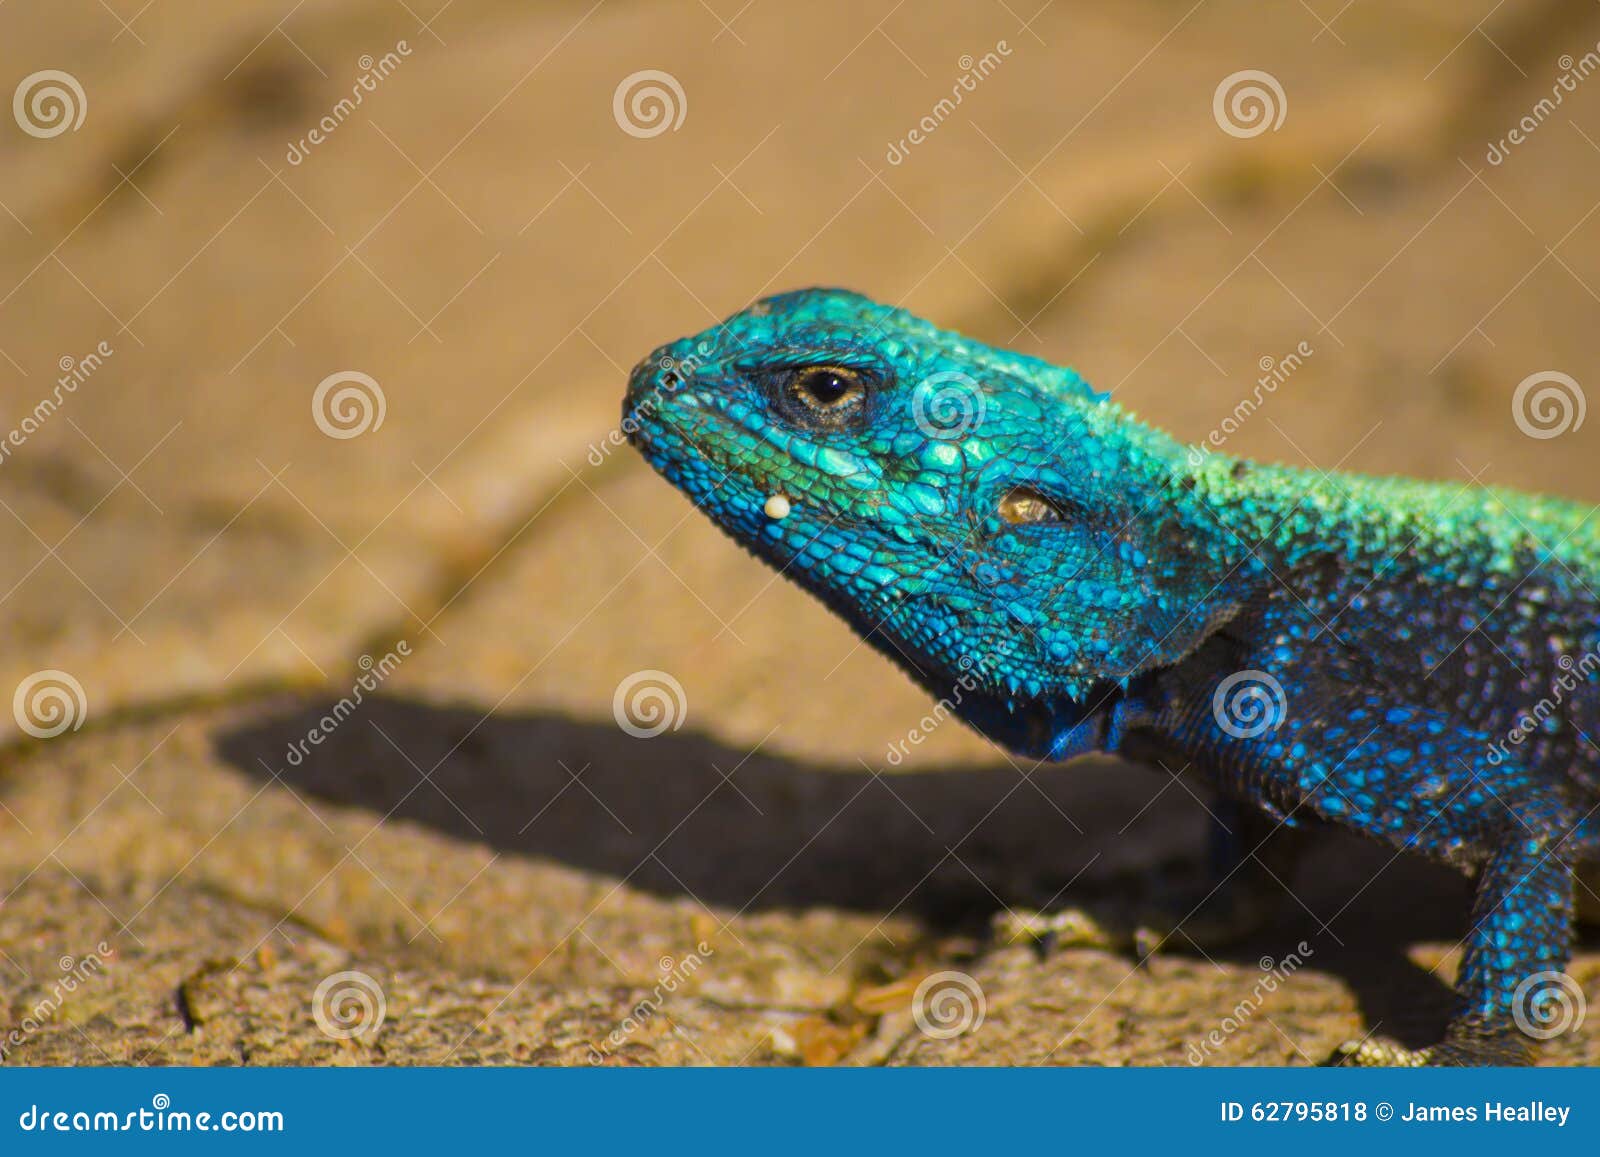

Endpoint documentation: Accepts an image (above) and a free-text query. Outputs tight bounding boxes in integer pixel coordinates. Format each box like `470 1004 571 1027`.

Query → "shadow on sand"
217 694 1485 1048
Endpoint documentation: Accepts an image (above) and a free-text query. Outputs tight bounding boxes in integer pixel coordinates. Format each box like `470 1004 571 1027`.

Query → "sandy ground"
1 0 1598 1064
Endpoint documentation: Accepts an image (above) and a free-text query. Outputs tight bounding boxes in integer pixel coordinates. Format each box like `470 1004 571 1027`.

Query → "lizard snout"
625 350 667 404
622 347 679 437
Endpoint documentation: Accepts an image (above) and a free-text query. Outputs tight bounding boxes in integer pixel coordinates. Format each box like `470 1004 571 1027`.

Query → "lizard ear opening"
998 486 1068 525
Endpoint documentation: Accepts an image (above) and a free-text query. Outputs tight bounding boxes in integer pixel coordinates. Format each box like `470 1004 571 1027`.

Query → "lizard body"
624 287 1598 1064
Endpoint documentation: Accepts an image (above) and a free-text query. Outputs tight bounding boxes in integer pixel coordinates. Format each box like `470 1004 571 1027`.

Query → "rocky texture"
1 0 1599 1064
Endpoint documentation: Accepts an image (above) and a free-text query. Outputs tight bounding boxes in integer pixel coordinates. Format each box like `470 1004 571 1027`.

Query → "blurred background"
0 0 1596 1065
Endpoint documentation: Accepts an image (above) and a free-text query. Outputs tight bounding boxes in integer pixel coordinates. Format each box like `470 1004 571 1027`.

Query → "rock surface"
1 0 1598 1064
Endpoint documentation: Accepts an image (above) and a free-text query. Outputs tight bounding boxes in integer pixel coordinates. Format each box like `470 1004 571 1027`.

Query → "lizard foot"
1325 1037 1431 1067
1327 1020 1532 1067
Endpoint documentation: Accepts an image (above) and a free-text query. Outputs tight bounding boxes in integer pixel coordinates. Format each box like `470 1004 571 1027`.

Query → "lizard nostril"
626 356 663 401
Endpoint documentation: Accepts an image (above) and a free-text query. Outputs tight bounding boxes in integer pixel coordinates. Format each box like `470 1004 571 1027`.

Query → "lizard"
622 287 1599 1066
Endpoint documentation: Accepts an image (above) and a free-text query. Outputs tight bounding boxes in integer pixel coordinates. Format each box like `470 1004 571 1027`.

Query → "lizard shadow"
216 694 1479 1050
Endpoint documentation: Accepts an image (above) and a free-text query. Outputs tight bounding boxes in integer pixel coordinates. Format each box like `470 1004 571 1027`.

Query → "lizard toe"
1325 1036 1431 1067
1327 1019 1534 1067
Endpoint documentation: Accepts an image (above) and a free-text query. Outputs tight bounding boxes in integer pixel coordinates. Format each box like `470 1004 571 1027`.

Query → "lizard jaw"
625 390 875 538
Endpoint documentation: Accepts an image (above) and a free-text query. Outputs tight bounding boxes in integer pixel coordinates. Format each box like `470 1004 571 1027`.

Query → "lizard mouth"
628 397 864 531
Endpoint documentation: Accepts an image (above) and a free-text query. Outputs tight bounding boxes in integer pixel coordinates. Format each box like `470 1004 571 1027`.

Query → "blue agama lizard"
624 287 1598 1065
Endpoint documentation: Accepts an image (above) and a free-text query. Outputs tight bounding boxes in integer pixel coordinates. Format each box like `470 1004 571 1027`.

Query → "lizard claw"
1326 1037 1431 1067
1327 1019 1534 1067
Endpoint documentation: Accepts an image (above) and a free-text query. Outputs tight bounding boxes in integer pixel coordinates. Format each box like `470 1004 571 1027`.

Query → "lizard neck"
1179 448 1600 585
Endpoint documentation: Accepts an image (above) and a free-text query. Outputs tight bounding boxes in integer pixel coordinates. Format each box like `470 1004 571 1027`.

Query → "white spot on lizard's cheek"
763 494 792 520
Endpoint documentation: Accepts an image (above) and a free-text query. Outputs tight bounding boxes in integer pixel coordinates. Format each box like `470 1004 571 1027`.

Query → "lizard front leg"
1154 651 1586 1065
1457 834 1575 1035
1336 836 1575 1066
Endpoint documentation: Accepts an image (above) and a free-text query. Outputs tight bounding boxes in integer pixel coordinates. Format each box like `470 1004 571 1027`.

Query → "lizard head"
625 288 1242 747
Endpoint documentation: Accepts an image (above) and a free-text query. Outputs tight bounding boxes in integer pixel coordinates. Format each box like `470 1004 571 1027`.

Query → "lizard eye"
998 487 1068 525
784 366 866 417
